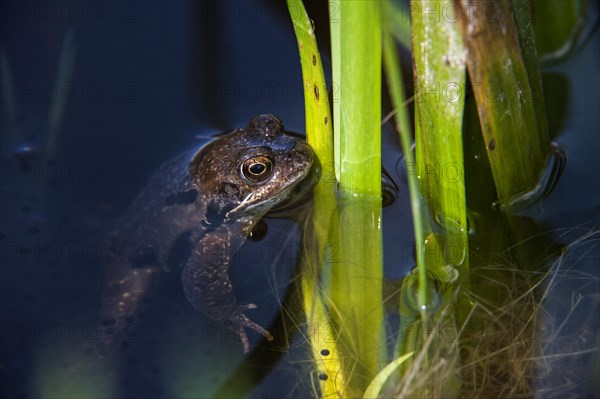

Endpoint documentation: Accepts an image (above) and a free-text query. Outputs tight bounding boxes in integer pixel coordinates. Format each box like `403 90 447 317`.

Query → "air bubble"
14 144 40 162
399 272 441 316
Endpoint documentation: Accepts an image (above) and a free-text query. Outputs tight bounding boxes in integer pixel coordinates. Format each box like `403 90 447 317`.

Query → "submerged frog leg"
99 200 204 354
98 262 160 353
181 224 273 353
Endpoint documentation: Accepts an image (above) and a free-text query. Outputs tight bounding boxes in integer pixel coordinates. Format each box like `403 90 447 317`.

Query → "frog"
98 114 314 354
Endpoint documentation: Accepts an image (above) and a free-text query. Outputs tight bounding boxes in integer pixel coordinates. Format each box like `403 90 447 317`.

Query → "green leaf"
456 0 550 210
362 352 415 399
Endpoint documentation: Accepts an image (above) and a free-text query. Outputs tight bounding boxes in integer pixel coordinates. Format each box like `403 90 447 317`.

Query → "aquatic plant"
284 0 598 397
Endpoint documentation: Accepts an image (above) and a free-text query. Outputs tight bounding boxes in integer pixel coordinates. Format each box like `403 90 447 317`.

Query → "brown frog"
99 114 314 353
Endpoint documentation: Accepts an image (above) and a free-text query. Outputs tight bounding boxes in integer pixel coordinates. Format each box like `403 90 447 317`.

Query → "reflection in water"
503 141 567 213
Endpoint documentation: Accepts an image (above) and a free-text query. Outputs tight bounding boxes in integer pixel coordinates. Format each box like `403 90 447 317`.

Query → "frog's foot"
227 306 273 353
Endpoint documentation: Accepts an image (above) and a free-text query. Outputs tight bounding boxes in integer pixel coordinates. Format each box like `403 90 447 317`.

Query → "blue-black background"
1 1 598 398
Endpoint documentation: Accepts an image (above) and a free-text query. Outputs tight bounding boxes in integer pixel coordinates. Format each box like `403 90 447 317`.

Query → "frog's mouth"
267 164 317 217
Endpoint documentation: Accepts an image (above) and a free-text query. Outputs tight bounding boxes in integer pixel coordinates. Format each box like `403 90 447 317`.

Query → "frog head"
190 114 314 226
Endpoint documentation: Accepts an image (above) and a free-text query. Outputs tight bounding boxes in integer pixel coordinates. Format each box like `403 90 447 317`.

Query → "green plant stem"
382 25 429 314
287 0 344 396
456 0 550 210
337 1 382 197
329 0 341 182
329 0 386 395
410 0 469 308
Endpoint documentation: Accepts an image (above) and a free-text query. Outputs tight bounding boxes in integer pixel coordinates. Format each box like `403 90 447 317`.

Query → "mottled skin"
100 115 314 353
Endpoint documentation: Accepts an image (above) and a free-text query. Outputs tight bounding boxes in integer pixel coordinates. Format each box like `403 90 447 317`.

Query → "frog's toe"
240 313 273 341
228 312 273 353
235 325 251 354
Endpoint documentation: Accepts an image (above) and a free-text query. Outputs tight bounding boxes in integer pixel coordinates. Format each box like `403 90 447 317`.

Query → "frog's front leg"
181 224 273 353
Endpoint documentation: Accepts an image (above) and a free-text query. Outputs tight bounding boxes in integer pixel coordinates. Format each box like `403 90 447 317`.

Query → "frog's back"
126 147 201 219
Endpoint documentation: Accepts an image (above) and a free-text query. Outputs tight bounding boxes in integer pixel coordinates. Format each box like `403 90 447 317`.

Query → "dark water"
0 2 352 397
0 1 598 398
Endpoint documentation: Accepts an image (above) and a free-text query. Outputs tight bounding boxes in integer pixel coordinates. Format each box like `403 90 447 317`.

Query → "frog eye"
241 156 273 182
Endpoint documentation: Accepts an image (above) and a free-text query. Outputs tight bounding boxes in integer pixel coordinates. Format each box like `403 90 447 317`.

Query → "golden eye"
241 156 272 182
